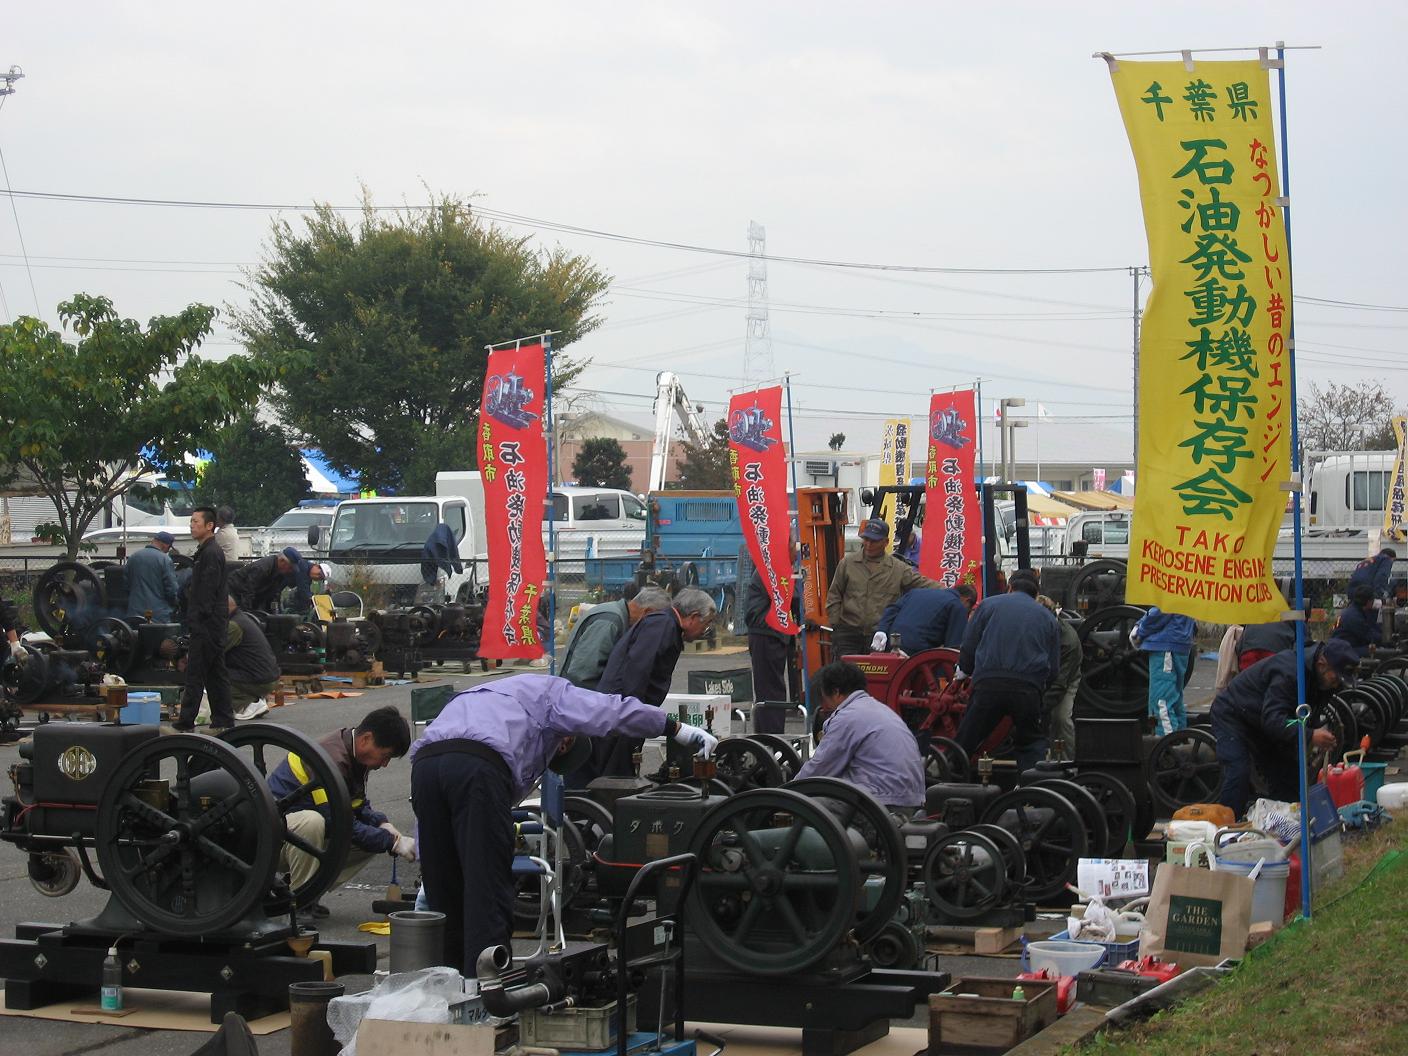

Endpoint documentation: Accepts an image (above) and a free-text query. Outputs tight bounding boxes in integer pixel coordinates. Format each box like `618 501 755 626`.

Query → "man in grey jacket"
125 532 180 623
559 586 671 690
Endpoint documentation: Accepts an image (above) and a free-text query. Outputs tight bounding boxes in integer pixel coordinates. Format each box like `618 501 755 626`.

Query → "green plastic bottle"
1011 984 1026 1002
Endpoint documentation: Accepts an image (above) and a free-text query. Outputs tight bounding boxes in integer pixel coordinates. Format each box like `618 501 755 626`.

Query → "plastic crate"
519 997 635 1049
1038 930 1139 967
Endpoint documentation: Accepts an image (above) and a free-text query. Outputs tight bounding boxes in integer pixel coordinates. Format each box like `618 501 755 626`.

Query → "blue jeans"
1147 650 1189 735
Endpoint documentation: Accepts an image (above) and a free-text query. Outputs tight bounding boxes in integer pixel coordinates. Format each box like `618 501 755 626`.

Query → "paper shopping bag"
1139 861 1254 967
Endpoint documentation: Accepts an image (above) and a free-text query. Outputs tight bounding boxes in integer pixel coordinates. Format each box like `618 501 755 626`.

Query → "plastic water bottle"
100 946 122 1011
1010 984 1025 1002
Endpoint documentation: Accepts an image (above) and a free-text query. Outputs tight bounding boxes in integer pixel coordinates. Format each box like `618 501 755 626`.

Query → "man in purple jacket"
792 661 925 811
411 675 718 975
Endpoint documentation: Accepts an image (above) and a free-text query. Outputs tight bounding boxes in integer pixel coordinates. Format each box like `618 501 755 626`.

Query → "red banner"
477 342 548 658
920 390 983 595
728 386 797 635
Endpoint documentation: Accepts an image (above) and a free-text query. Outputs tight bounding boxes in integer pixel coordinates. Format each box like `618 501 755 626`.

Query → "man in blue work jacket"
269 705 414 922
1332 583 1382 657
1210 639 1353 817
872 584 977 654
1347 547 1396 602
954 570 1060 771
1132 605 1197 735
412 675 717 975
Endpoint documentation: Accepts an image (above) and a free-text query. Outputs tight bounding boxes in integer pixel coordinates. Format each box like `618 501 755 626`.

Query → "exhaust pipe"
476 945 564 1016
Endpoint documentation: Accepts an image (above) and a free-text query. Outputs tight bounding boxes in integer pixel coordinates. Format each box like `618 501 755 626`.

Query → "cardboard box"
356 1018 494 1056
663 693 732 737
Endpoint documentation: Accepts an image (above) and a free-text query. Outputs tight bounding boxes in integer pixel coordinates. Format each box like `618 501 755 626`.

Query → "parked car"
248 505 338 557
81 525 193 545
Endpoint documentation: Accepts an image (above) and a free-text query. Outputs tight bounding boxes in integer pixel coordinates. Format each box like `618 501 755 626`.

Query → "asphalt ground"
0 644 1226 1055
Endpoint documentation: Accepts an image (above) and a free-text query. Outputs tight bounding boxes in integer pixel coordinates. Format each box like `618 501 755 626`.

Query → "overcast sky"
1 3 1402 459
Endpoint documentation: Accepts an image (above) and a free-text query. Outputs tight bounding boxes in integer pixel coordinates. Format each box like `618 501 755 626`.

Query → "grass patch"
1070 818 1408 1056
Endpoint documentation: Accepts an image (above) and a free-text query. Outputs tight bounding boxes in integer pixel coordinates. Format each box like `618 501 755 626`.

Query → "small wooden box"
929 976 1058 1055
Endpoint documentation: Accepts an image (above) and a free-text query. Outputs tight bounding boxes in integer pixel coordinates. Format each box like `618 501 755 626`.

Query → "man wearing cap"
1347 546 1396 602
411 674 718 976
826 518 940 660
1332 583 1382 657
1210 639 1350 817
125 531 181 624
954 570 1060 771
228 546 310 614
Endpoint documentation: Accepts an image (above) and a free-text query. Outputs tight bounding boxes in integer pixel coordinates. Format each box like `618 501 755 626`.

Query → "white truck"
313 474 487 605
1047 450 1397 564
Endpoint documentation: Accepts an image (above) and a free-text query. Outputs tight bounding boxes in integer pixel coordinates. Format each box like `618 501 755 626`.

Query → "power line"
0 187 1131 274
0 97 39 315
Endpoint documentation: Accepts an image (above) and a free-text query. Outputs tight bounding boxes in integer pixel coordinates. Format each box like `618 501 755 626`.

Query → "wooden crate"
929 976 1057 1055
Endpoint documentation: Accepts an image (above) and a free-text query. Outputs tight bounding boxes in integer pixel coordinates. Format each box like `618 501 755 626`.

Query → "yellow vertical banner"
1385 417 1407 542
878 418 911 537
1110 58 1291 622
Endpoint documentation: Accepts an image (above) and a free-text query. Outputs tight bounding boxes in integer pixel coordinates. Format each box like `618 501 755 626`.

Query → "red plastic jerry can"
1116 956 1181 984
1016 968 1075 1015
1318 750 1366 809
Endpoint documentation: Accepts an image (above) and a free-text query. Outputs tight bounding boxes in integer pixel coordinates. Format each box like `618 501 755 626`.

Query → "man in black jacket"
584 586 717 779
745 549 801 733
228 547 309 614
1332 583 1382 657
173 507 234 732
225 596 281 720
954 571 1060 771
1211 639 1351 816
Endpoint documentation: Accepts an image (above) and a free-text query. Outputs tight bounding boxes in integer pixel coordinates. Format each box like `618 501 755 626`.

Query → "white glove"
9 640 26 663
952 669 969 682
393 835 417 861
870 632 888 652
673 723 719 759
1128 627 1141 647
1374 599 1384 610
379 821 402 839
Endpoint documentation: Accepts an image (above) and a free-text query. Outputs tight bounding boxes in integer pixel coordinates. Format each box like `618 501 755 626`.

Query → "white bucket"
1377 783 1408 811
1211 854 1290 927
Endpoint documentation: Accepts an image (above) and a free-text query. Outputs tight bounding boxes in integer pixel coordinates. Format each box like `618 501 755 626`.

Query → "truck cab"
316 490 483 605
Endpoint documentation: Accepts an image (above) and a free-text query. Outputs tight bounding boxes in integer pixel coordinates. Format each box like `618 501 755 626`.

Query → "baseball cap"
153 531 176 546
281 546 306 567
859 518 890 541
1319 638 1360 683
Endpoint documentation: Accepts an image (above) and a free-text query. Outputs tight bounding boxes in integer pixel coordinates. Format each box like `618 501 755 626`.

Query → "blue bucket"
120 691 162 726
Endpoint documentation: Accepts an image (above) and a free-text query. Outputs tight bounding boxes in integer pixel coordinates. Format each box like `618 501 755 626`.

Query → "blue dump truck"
584 490 744 625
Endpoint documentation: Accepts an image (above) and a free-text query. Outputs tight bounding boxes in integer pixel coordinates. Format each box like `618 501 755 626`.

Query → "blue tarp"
301 449 361 494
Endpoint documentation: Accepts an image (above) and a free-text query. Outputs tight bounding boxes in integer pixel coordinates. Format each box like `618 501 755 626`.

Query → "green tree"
828 432 846 451
195 416 311 526
233 194 610 494
571 437 632 490
676 418 733 490
0 295 267 557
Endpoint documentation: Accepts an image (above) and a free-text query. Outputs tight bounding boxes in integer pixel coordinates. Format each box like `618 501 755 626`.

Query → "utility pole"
1130 265 1150 462
743 221 774 384
998 397 1028 481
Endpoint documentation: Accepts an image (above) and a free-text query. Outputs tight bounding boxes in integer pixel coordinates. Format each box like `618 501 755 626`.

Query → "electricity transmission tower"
743 221 774 384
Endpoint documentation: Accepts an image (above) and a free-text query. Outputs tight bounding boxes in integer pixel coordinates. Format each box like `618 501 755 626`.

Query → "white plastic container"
1025 940 1105 976
1377 783 1408 811
1211 856 1290 927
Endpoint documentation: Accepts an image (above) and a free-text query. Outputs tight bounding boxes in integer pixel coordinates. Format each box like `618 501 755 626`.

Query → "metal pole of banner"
1275 40 1313 921
784 374 810 721
543 332 558 676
